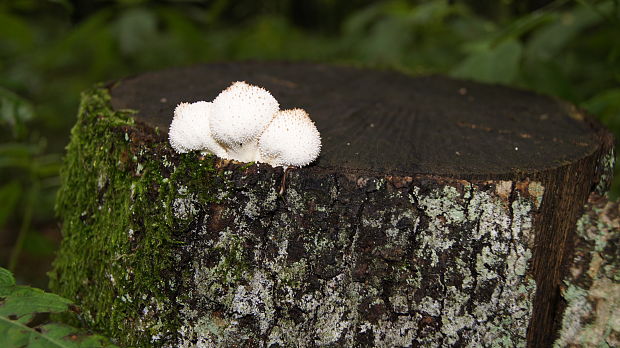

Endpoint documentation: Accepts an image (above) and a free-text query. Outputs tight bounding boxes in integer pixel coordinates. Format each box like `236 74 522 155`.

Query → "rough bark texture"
50 63 614 347
554 193 620 347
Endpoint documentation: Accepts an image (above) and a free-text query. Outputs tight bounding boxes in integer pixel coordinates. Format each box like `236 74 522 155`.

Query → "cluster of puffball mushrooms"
168 81 321 168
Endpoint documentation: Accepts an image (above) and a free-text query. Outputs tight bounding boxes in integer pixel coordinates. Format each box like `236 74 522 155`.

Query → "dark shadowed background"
1 0 619 288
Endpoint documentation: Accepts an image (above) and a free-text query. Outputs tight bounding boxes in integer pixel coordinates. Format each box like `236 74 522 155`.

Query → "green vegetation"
0 267 118 347
48 86 225 346
0 0 618 328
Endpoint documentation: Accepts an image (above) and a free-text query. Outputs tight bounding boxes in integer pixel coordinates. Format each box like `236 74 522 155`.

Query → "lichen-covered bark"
52 87 547 347
555 194 620 347
593 149 615 196
175 170 543 347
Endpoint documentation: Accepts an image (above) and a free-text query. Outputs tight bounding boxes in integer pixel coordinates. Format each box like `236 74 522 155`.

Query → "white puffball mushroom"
169 102 200 153
258 108 321 167
169 83 321 167
210 81 279 162
168 101 227 157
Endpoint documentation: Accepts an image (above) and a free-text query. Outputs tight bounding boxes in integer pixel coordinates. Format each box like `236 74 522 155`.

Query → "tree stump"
49 62 614 347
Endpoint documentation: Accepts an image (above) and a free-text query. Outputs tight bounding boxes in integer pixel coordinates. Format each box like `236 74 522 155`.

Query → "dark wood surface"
110 61 605 180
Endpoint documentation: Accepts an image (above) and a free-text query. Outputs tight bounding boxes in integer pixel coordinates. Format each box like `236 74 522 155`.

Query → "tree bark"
50 62 614 347
554 193 619 347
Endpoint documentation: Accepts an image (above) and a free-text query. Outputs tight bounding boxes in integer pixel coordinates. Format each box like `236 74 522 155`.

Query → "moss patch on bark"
49 87 224 347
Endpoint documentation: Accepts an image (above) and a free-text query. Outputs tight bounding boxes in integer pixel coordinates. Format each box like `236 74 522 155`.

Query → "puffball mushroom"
258 108 321 167
168 101 227 157
210 81 279 162
168 82 322 168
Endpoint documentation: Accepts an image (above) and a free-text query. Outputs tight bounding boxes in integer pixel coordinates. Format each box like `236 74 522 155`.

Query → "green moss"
49 86 223 347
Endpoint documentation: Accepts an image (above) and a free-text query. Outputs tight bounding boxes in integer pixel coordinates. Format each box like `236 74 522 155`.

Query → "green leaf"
114 7 158 56
39 9 114 73
0 267 119 347
451 39 523 84
343 3 385 35
0 12 35 51
0 143 40 157
491 9 555 46
526 1 612 60
0 87 35 138
0 318 117 348
0 287 72 319
520 58 577 101
0 143 48 171
582 88 620 131
0 268 16 290
408 0 452 24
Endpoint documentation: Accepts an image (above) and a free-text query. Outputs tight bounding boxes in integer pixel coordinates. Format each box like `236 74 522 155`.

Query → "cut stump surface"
112 62 605 179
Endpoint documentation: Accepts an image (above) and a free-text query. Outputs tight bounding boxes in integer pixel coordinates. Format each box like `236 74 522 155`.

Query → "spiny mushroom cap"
210 81 279 148
168 101 227 157
169 102 200 153
258 108 321 167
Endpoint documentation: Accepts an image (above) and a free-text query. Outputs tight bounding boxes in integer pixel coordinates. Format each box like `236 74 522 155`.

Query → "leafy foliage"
0 267 118 347
0 0 618 282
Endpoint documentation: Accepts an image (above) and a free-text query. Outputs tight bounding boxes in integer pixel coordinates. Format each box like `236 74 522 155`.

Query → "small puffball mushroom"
169 83 322 167
169 102 202 153
210 81 279 162
168 101 227 157
258 108 321 167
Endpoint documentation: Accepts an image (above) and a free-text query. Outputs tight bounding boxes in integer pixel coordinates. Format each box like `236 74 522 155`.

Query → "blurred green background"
1 0 619 288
